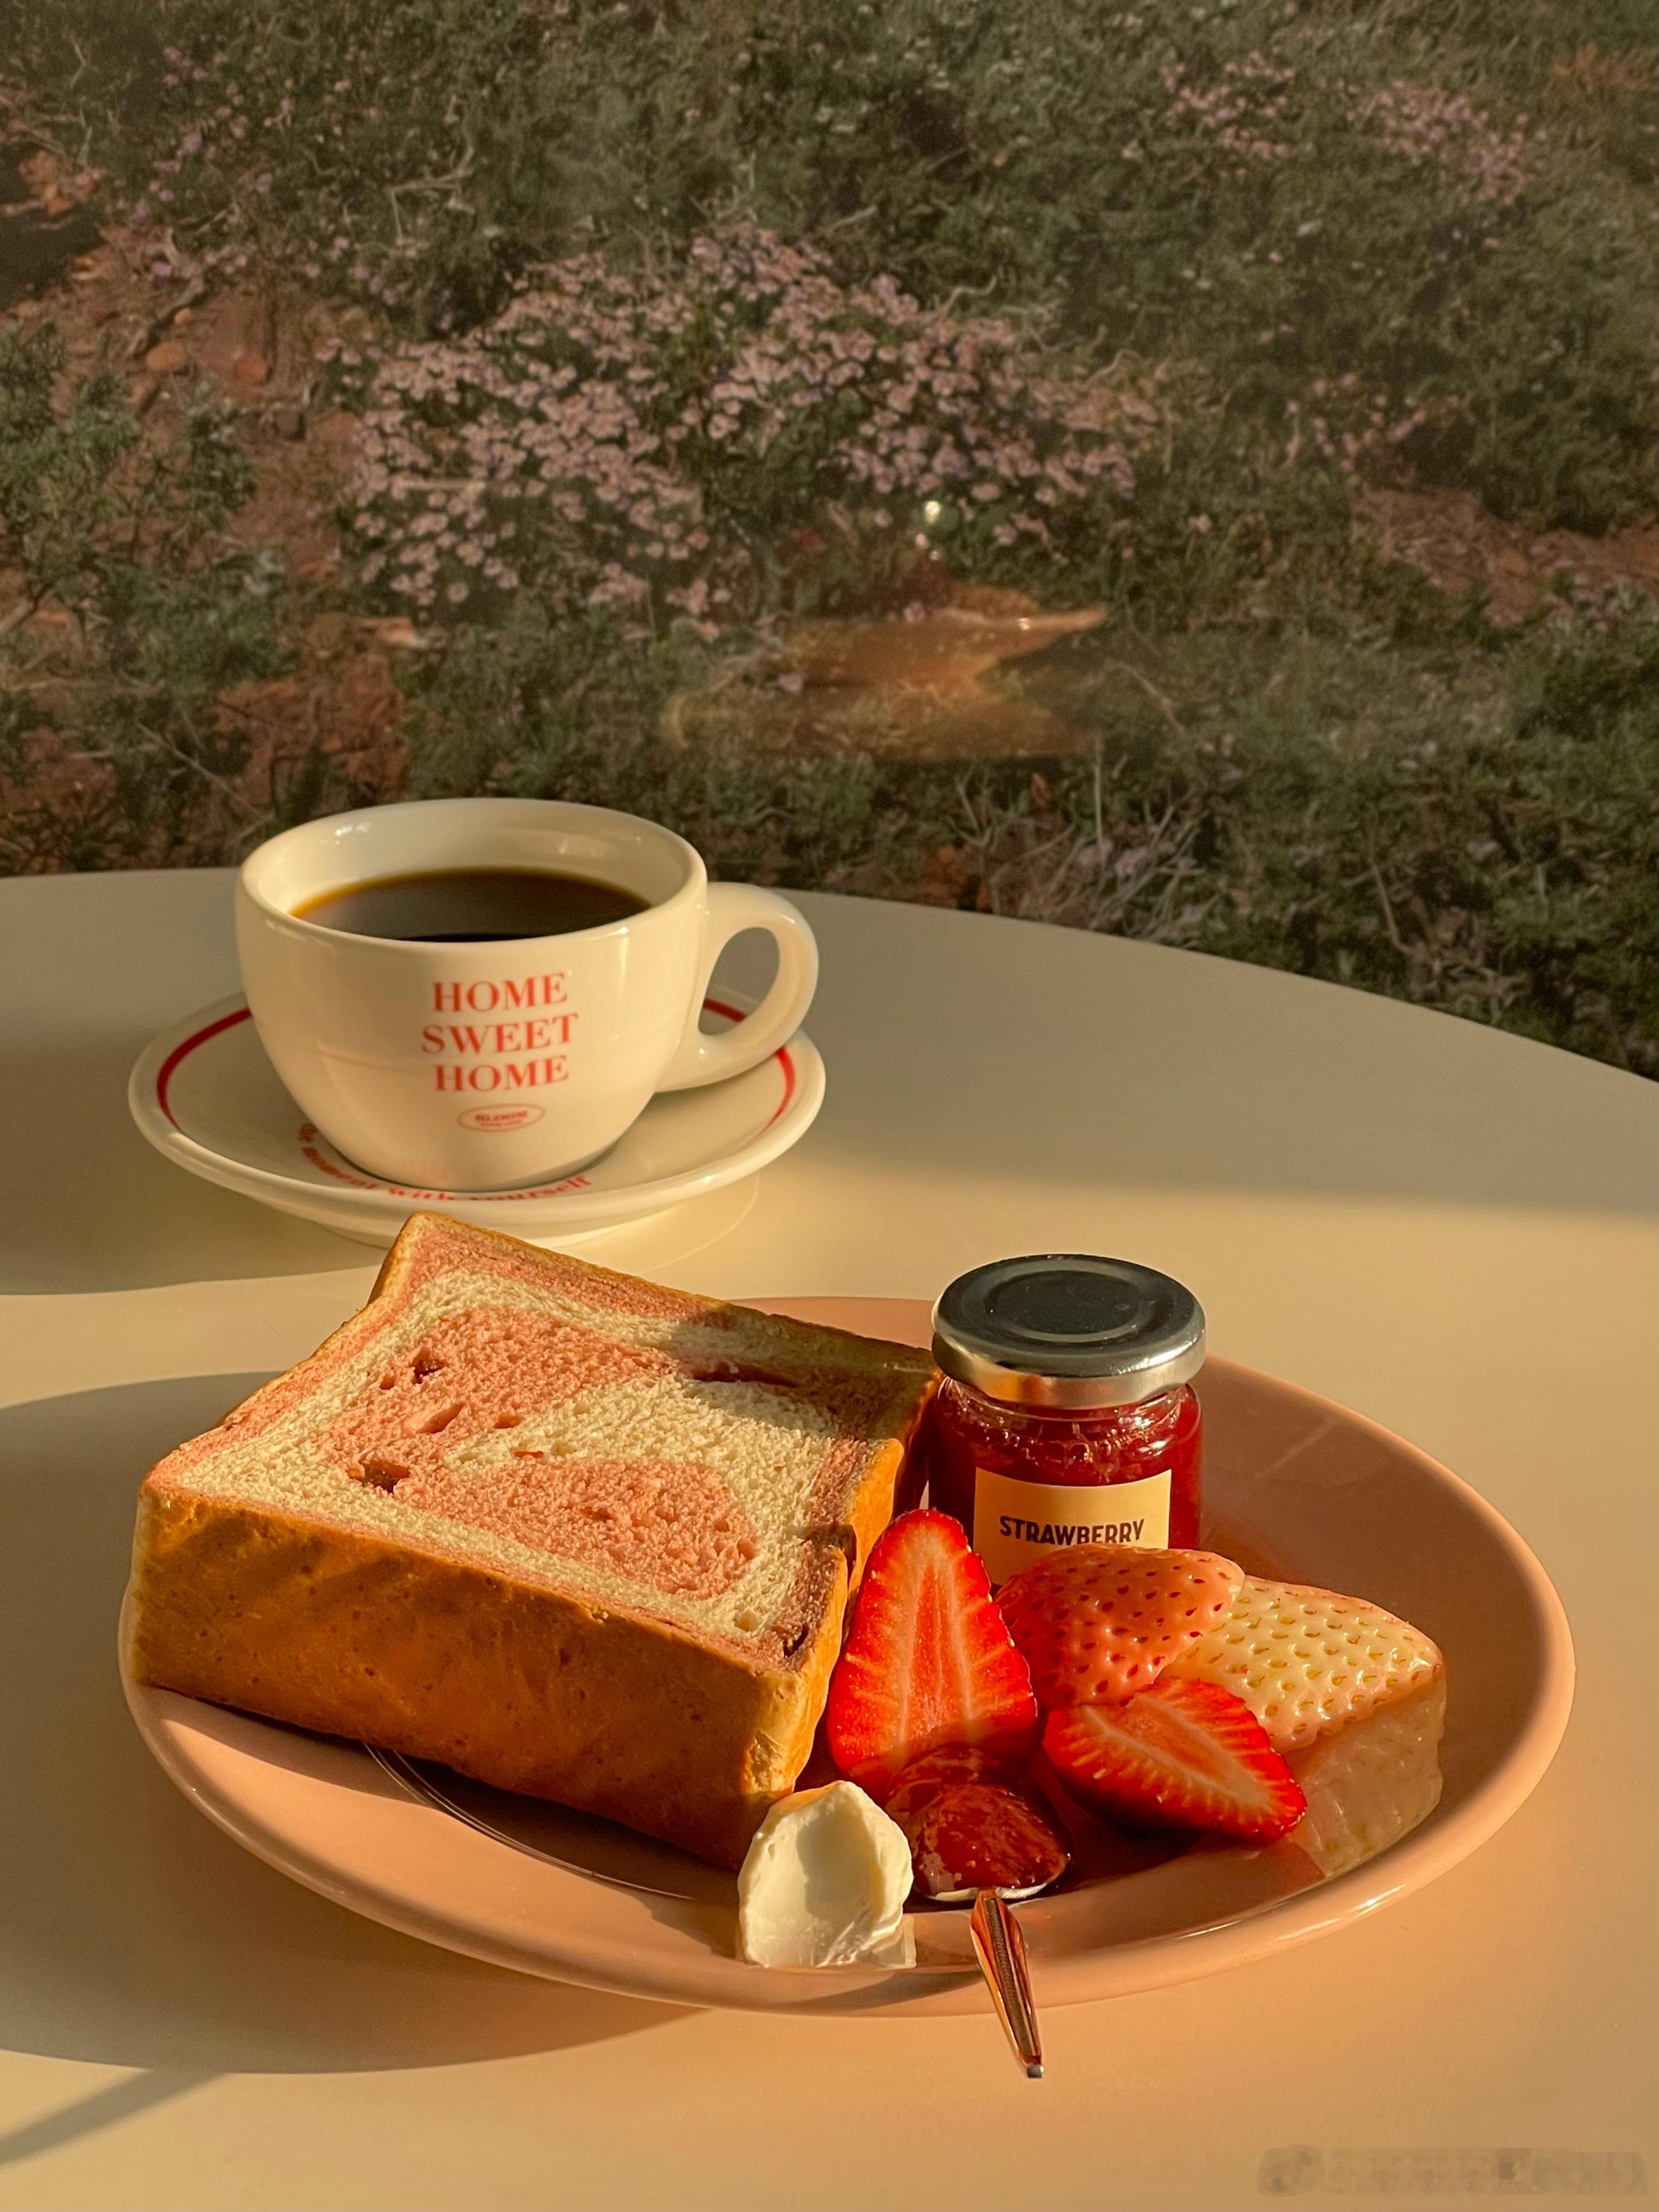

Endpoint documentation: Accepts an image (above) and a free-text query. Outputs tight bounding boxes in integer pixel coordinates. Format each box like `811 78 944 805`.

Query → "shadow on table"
0 1035 364 1292
0 1374 687 2075
0 2072 220 2173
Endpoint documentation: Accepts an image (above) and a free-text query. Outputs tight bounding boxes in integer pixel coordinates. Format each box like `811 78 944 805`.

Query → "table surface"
1 868 1654 2212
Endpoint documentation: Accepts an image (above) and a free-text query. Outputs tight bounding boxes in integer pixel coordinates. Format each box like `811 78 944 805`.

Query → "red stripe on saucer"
704 996 797 1131
154 1004 252 1128
153 997 799 1145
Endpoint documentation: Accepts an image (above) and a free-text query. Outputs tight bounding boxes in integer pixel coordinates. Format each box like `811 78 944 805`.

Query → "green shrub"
0 320 292 867
391 599 1659 1073
20 0 1656 533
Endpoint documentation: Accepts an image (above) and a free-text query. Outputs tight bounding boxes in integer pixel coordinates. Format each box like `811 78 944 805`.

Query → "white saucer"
129 993 824 1248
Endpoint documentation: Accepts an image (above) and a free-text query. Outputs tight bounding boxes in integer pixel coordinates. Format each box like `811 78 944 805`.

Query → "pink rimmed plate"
119 1297 1573 2015
127 992 823 1247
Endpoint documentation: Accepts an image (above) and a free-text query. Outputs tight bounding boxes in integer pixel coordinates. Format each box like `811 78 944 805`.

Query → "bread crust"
126 1215 934 1866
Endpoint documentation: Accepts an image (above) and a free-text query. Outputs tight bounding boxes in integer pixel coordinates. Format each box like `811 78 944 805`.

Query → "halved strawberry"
1043 1678 1306 1841
825 1510 1040 1801
998 1544 1244 1710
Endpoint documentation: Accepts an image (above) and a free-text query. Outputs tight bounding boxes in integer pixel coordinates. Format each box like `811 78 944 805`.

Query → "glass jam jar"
926 1255 1204 1586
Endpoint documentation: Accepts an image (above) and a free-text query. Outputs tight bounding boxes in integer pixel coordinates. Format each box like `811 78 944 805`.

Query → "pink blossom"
340 223 1164 629
1363 81 1529 208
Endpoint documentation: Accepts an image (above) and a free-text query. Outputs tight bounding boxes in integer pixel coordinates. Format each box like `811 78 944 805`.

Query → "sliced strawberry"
901 1780 1072 1899
998 1544 1243 1710
825 1509 1040 1801
1043 1678 1306 1841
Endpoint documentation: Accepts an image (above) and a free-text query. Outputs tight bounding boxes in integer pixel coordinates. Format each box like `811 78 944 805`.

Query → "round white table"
1 869 1654 2212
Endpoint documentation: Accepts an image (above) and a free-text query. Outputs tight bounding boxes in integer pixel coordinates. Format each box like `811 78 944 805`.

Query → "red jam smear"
926 1376 1203 1555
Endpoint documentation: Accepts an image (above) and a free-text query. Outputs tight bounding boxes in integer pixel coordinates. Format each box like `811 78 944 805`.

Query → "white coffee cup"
236 798 818 1190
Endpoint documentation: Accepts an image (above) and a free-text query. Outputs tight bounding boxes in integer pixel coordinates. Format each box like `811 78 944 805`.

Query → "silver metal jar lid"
931 1255 1206 1411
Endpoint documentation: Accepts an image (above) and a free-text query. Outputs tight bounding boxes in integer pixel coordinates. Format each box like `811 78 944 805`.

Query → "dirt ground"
2 147 413 850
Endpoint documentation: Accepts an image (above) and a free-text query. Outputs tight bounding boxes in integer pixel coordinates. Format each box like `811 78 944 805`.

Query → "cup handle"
658 885 819 1091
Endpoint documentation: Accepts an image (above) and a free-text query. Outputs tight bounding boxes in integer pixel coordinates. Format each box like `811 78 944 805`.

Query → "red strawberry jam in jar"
927 1255 1204 1587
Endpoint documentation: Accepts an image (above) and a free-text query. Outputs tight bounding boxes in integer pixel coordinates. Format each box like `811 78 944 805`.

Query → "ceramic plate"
127 993 823 1247
121 1297 1573 2015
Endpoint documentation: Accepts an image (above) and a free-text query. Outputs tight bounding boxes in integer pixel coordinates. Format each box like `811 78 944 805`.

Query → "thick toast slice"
126 1214 935 1865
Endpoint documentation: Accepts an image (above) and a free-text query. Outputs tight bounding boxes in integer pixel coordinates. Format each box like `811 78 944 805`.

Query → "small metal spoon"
932 1876 1053 2078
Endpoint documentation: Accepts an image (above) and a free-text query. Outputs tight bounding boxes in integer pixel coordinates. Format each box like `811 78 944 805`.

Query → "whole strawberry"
998 1544 1243 1710
1167 1574 1443 1748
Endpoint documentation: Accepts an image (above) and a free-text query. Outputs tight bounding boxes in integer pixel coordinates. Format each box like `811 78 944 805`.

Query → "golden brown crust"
130 1487 816 1866
733 1425 930 1794
127 1213 937 1865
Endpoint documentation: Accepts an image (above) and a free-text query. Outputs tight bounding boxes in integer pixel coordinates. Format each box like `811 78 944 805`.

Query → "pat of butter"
738 1781 916 1969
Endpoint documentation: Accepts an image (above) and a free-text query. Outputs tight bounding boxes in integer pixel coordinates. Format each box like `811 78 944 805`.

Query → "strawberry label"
973 1467 1173 1584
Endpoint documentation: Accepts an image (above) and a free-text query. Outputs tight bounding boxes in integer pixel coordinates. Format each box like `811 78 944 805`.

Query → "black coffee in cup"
295 868 648 943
